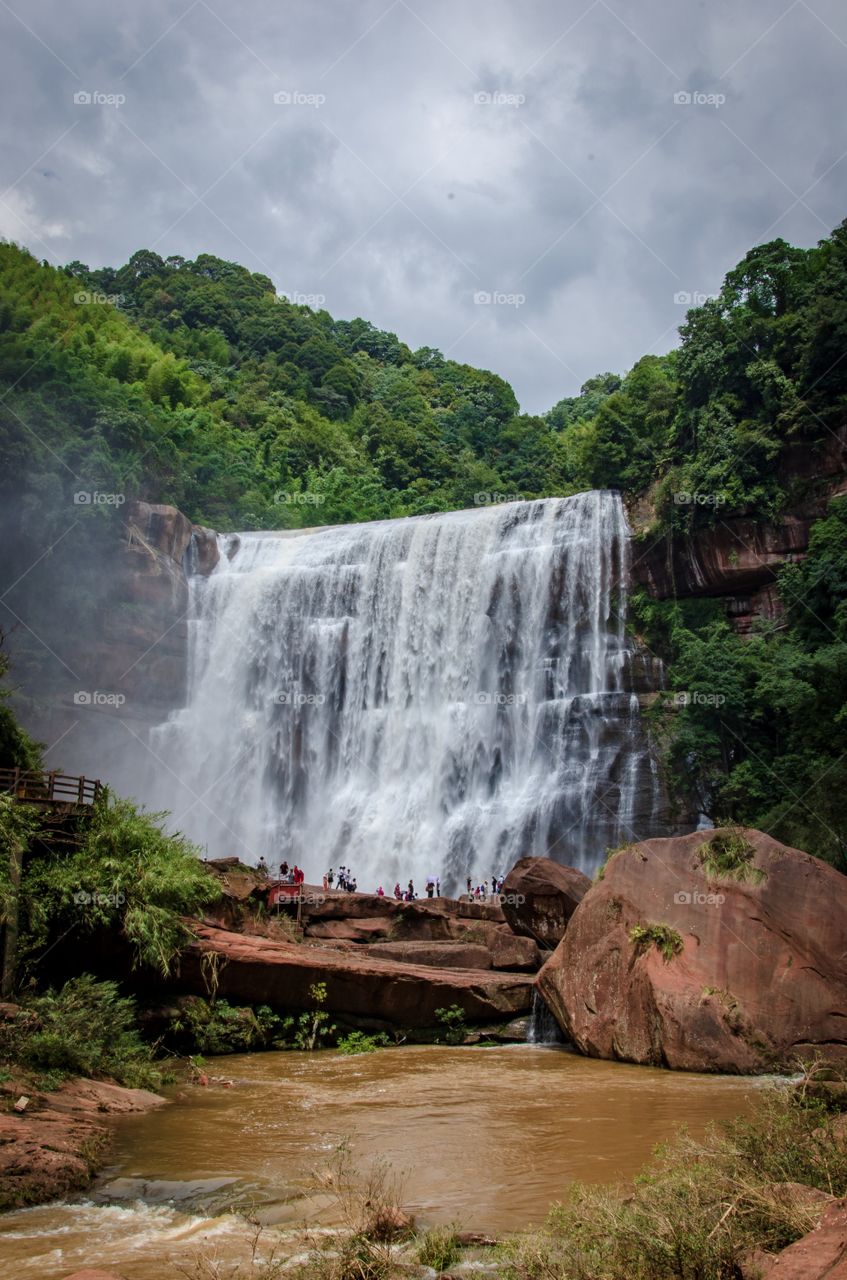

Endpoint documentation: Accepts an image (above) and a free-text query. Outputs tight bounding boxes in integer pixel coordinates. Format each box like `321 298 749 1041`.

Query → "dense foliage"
635 497 847 868
3 787 220 981
548 223 847 528
0 241 572 537
1 974 166 1090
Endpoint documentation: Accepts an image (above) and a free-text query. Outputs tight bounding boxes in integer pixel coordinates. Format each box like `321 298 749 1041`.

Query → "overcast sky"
2 0 846 413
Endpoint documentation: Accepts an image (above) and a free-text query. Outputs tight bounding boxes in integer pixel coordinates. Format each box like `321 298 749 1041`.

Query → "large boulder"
759 1196 847 1277
182 923 534 1028
537 828 847 1073
501 857 592 947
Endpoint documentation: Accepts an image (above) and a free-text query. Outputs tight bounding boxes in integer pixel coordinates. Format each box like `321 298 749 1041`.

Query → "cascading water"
145 492 663 889
528 991 567 1046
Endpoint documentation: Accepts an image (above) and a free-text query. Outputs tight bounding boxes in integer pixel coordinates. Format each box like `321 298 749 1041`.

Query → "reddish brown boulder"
537 828 847 1073
760 1196 847 1277
183 923 534 1027
501 857 592 947
366 941 494 970
488 927 542 972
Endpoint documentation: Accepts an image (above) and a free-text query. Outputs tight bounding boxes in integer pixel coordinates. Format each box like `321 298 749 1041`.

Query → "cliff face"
631 429 847 631
17 503 218 789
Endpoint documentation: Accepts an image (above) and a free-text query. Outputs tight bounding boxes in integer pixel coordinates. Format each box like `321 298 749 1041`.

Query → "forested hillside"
2 221 847 865
2 221 846 540
0 242 569 534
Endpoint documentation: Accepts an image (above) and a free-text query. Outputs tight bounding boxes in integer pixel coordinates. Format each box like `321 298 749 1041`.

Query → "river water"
0 1045 756 1278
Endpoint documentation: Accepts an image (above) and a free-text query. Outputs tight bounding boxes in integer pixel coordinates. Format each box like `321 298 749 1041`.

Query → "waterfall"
527 991 567 1046
144 492 663 889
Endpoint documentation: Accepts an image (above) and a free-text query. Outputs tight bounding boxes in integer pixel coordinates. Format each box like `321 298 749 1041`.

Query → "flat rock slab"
366 941 494 970
183 924 534 1027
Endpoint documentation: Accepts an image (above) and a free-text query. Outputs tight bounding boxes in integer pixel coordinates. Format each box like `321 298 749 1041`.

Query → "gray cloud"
2 0 846 412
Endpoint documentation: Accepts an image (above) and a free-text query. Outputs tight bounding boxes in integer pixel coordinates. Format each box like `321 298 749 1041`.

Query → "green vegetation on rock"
628 923 684 962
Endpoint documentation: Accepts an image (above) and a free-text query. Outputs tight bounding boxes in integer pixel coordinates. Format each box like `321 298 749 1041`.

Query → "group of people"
466 875 506 898
375 877 442 901
255 857 505 899
256 857 305 886
324 866 357 892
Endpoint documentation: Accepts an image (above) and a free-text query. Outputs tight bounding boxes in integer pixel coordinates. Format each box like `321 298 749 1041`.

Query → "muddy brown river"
0 1045 759 1278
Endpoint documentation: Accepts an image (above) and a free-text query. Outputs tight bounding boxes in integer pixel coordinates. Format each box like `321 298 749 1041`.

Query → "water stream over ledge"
0 1046 758 1279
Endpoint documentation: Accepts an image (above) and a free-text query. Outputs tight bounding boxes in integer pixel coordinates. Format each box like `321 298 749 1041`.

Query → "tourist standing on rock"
376 884 385 896
394 882 402 899
257 856 269 877
466 875 472 895
407 879 415 900
327 868 334 888
436 878 441 896
426 878 435 898
322 872 329 890
280 860 290 881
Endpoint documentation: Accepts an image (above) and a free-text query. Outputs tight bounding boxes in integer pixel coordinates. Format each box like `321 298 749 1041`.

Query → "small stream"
0 1045 757 1278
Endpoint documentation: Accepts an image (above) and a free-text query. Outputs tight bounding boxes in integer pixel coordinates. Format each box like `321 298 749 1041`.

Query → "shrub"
628 923 684 962
698 830 766 884
4 975 166 1090
281 982 336 1050
21 790 221 977
336 1030 390 1055
434 1004 468 1044
169 998 284 1055
414 1224 462 1271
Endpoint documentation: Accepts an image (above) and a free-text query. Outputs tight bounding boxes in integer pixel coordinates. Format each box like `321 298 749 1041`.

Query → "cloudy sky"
2 0 846 412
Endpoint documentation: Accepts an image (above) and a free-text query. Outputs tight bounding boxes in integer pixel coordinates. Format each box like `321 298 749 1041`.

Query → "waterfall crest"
145 492 662 887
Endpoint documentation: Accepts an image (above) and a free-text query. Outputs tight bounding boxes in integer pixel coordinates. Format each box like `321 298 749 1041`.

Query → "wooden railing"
0 769 102 809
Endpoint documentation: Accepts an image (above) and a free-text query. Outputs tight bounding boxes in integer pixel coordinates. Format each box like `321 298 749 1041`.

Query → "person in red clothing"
293 865 305 886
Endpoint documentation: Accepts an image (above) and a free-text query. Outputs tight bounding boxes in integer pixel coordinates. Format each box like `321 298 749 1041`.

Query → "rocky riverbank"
0 1072 165 1213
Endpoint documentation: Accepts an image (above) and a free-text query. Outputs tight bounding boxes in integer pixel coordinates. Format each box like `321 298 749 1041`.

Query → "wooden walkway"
0 768 102 811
